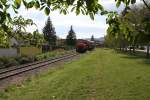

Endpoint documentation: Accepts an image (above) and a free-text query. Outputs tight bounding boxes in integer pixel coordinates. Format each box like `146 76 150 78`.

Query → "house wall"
0 48 18 57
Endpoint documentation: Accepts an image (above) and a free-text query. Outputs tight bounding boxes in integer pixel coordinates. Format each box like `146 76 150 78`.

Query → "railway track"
0 53 78 80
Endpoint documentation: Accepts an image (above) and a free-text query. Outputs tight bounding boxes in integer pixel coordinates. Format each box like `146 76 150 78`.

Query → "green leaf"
52 6 58 11
22 0 27 7
6 13 12 22
63 9 67 15
40 6 45 11
15 0 21 5
14 0 21 9
0 4 3 9
71 6 76 12
0 11 6 23
89 12 94 20
34 1 40 9
1 0 7 5
131 0 136 4
12 5 18 13
44 7 50 15
97 4 104 11
101 11 108 15
81 9 85 15
60 9 63 14
76 8 80 15
27 1 35 8
116 1 121 8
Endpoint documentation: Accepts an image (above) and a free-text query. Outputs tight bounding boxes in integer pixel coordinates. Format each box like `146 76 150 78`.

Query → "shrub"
35 49 67 61
17 56 34 64
0 57 19 68
5 58 19 67
35 54 46 61
0 49 68 68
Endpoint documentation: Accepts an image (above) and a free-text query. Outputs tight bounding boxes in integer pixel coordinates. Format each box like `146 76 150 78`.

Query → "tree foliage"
0 0 143 27
13 16 36 33
105 3 150 57
42 16 57 47
10 16 39 47
66 26 76 46
0 27 9 48
91 35 94 41
32 30 45 47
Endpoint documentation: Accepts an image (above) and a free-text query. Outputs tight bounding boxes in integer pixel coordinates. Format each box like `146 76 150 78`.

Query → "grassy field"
0 48 150 100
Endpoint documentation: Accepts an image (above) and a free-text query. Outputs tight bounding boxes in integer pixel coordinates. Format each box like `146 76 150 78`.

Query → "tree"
123 4 150 57
91 35 95 41
24 33 33 46
13 16 36 33
105 2 150 58
42 16 57 48
12 16 37 42
32 30 45 47
66 26 77 46
142 0 150 10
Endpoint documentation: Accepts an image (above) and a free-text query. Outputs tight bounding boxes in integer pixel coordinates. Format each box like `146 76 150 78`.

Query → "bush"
0 57 19 68
0 49 68 68
35 49 67 61
19 57 30 64
17 56 35 64
35 53 53 61
5 58 19 67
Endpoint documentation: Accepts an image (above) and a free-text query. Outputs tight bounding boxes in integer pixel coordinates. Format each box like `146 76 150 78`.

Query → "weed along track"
0 53 78 81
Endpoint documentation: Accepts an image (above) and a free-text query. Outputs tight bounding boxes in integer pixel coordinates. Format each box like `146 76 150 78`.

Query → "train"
76 39 95 53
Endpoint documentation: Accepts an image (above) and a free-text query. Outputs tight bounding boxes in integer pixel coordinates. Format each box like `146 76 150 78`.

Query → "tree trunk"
125 46 128 52
119 46 121 51
146 44 149 59
129 46 131 53
133 45 135 53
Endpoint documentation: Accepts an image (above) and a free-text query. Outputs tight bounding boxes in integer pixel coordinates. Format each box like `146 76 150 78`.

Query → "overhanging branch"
142 0 150 10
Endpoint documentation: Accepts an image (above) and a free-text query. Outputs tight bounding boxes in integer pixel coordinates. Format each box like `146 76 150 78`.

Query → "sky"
9 0 142 39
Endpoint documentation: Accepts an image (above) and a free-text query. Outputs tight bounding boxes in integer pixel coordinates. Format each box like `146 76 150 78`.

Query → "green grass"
0 48 150 100
35 49 71 60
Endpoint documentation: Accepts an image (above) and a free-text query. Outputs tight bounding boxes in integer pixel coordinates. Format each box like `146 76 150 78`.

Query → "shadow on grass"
116 50 150 65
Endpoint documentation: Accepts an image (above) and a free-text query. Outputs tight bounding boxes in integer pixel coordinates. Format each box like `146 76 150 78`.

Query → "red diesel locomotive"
76 39 95 53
